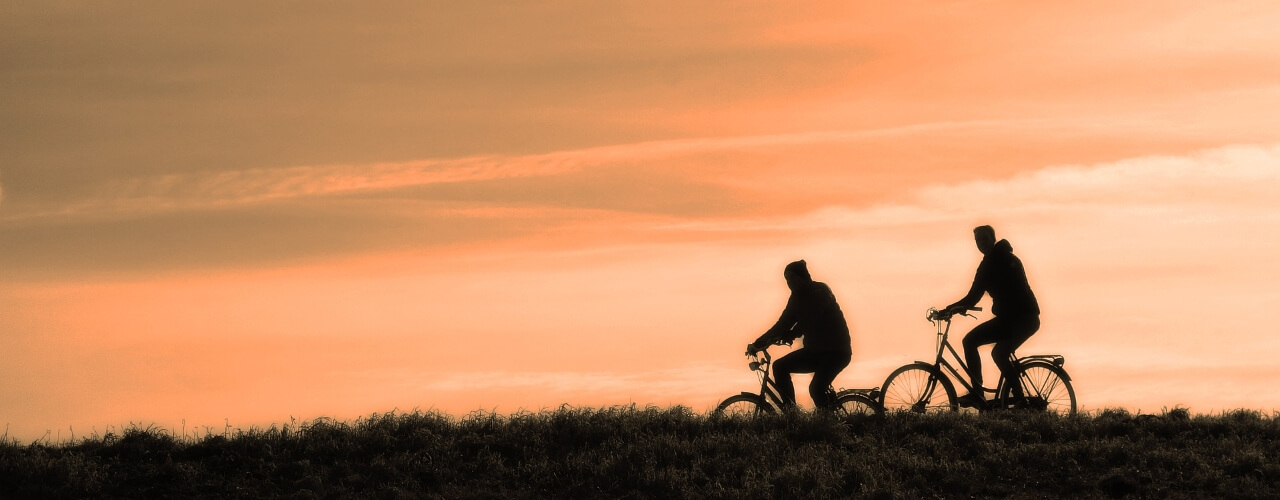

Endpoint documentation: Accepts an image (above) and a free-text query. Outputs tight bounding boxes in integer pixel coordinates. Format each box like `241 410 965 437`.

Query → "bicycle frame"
740 348 790 411
928 313 988 398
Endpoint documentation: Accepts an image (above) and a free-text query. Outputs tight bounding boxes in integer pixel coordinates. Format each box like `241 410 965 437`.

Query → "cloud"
8 138 1276 279
0 202 544 278
3 119 1053 223
0 1 874 197
660 142 1280 235
917 143 1280 210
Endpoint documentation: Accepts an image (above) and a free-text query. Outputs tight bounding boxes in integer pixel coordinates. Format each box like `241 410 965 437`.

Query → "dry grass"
1 405 1278 498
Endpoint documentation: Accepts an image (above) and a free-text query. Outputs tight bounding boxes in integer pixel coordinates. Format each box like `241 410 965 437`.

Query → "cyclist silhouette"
943 225 1040 407
750 260 852 410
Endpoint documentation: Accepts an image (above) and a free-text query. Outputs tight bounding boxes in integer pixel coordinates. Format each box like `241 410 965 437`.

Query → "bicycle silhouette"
714 340 883 417
880 306 1077 414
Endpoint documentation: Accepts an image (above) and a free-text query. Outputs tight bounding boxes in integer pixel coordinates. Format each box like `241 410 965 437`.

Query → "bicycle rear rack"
1019 354 1065 367
839 387 883 400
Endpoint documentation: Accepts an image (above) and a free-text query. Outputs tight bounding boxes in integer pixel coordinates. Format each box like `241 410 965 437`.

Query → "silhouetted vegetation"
2 406 1278 498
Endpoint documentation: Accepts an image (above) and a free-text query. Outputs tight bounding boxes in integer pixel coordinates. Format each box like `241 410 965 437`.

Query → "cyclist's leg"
773 349 819 408
808 351 851 409
961 319 1005 396
992 315 1040 399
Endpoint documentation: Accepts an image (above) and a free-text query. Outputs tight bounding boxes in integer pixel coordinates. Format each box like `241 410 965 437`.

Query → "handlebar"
744 339 790 373
744 338 791 357
927 306 982 322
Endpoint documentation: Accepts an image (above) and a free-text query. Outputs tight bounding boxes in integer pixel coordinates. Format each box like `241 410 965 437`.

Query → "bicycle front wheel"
833 392 883 417
881 363 957 413
998 361 1076 415
713 393 773 417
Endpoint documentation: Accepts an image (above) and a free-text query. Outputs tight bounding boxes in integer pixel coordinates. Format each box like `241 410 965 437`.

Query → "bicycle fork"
914 376 942 412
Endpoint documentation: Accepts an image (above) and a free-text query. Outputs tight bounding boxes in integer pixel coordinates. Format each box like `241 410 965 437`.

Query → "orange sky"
3 1 1280 441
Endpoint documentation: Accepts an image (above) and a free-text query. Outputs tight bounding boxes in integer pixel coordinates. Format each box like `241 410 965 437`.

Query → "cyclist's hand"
938 305 982 319
746 343 759 356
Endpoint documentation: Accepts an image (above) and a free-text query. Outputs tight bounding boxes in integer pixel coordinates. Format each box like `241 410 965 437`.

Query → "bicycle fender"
909 362 952 383
1019 359 1072 381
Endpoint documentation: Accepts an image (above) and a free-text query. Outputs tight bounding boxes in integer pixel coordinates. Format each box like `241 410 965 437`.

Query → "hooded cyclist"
750 260 852 410
943 225 1041 407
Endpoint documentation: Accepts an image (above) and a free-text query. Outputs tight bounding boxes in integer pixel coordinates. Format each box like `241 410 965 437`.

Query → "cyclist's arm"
947 261 987 311
754 323 797 348
754 293 800 348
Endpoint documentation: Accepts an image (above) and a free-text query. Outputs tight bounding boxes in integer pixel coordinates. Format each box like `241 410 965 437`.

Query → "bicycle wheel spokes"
1012 364 1076 415
882 365 956 413
714 394 771 417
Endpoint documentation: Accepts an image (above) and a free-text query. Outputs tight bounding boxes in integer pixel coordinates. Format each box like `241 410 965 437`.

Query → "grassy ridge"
2 406 1278 499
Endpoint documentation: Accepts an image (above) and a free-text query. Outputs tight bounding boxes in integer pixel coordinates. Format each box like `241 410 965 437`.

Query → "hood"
993 239 1013 253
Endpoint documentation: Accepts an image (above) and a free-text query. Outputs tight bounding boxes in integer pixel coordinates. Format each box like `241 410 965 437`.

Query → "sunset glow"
3 2 1280 441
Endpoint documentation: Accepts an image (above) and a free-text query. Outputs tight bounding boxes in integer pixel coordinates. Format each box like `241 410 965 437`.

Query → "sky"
3 1 1280 441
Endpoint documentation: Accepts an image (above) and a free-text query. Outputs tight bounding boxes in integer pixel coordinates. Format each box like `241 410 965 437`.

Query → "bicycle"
714 340 883 417
880 306 1076 414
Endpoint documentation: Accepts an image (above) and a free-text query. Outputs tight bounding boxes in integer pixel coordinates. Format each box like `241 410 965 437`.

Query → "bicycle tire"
998 360 1076 415
881 363 958 413
713 393 773 417
833 392 883 416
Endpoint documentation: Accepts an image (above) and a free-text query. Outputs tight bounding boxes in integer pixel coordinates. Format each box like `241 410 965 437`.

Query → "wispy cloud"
658 142 1280 234
3 119 1061 223
918 143 1280 210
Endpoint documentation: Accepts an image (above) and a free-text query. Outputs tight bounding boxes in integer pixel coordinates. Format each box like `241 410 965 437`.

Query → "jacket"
755 280 852 355
949 239 1040 317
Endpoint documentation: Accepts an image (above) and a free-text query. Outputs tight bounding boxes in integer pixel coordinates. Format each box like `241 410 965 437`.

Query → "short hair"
784 260 811 280
973 225 995 240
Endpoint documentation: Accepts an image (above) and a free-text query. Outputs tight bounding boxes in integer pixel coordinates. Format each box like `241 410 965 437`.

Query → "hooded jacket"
949 239 1040 317
755 280 852 355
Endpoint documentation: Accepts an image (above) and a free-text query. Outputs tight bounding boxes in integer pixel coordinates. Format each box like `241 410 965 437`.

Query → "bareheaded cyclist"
750 260 853 410
943 225 1041 407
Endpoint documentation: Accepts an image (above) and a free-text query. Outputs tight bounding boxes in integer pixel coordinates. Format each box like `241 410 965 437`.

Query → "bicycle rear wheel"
713 393 773 417
881 364 957 413
833 392 883 416
998 361 1076 415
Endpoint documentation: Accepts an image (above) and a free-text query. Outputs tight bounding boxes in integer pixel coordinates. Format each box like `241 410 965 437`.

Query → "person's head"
783 260 812 291
973 225 997 254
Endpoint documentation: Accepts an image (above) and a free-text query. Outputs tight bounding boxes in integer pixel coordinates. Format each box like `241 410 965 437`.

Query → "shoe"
957 392 985 409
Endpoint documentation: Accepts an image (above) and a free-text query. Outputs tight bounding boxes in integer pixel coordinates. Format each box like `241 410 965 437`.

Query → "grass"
2 406 1279 498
